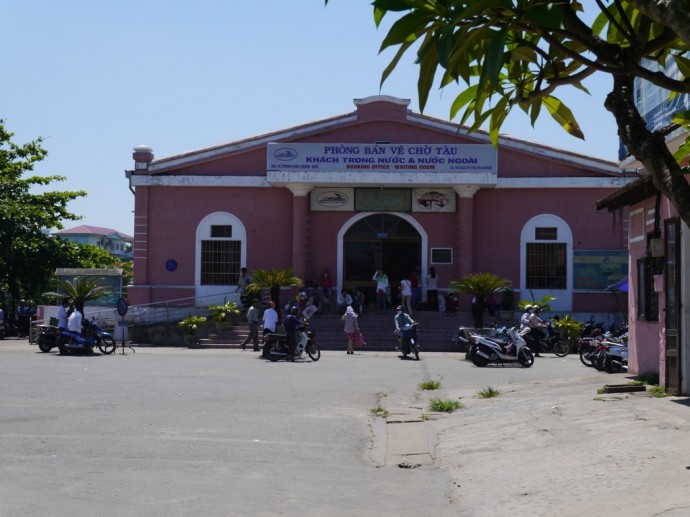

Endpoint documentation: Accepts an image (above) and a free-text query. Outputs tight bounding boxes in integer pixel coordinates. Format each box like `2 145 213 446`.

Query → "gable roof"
142 95 621 176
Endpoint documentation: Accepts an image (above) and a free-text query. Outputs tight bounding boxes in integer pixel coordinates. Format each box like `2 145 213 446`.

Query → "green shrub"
428 398 463 413
477 386 501 398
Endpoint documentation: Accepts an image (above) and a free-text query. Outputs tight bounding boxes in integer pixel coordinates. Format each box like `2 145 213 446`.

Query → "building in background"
125 96 635 322
600 55 690 395
53 225 133 260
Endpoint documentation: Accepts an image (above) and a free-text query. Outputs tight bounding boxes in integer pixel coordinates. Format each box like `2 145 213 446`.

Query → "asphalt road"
0 339 636 516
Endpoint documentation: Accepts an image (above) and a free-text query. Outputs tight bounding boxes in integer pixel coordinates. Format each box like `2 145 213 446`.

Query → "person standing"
67 306 83 334
262 301 279 343
342 305 360 355
0 303 4 340
426 267 438 311
372 269 389 312
410 268 421 310
399 278 413 315
57 297 73 330
241 299 261 351
236 267 252 308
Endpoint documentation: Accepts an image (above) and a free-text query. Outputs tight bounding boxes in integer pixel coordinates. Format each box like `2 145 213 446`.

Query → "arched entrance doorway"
341 213 422 309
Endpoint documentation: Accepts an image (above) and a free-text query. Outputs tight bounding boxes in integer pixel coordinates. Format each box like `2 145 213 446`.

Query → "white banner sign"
267 143 496 174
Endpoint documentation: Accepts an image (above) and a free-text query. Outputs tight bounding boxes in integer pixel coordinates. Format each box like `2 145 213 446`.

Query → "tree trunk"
605 75 690 229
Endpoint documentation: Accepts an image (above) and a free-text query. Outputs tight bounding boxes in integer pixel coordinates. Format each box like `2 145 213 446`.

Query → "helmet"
289 306 300 315
524 304 533 311
533 305 542 312
396 305 404 311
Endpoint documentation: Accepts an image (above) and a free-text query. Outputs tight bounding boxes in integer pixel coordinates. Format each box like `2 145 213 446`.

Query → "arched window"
195 213 247 305
520 214 572 310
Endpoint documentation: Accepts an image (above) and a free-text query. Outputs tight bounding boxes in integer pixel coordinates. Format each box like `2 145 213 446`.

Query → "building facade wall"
128 96 633 319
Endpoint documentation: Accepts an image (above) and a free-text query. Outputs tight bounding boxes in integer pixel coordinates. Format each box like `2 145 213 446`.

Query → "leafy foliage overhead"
325 1 690 228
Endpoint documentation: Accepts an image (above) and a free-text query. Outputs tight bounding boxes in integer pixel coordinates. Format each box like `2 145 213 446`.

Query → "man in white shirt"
68 308 83 334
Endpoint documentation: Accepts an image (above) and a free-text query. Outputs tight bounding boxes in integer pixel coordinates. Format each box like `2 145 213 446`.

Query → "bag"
353 332 366 347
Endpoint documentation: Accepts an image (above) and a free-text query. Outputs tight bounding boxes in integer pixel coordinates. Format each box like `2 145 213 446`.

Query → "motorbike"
396 322 420 360
469 326 535 368
264 324 320 362
35 324 62 352
538 321 570 357
578 337 600 367
603 341 628 373
56 319 117 355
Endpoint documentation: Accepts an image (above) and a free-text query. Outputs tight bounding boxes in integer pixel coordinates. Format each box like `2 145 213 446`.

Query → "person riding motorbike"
524 305 547 357
394 306 415 351
283 305 305 361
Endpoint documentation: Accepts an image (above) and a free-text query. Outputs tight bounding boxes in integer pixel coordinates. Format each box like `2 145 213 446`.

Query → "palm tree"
43 276 113 314
247 268 302 320
449 273 511 329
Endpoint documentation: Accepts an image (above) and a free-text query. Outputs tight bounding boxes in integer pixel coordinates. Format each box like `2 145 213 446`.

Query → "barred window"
526 242 567 289
200 240 241 285
636 256 659 321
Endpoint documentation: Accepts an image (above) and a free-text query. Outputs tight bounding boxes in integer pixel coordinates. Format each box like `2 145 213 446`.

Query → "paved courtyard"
1 339 690 516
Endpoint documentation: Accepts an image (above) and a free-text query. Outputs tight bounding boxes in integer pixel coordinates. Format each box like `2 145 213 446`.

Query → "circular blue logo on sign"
165 259 178 272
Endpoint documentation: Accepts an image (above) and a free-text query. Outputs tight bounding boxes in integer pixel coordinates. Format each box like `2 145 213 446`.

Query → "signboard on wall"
355 189 411 211
412 189 456 212
267 143 497 174
431 248 453 264
310 188 355 211
573 250 628 290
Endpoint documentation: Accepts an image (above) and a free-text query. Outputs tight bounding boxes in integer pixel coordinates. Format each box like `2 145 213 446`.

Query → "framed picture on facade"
310 188 355 211
431 248 453 264
412 189 456 212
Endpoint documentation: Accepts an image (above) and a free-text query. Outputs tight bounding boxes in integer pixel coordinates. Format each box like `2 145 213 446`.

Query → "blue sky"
3 1 619 236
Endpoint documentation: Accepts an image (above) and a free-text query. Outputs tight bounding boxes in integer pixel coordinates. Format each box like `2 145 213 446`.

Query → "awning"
606 276 629 292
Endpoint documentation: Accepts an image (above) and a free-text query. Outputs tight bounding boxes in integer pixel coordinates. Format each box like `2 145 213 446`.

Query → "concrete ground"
1 337 690 516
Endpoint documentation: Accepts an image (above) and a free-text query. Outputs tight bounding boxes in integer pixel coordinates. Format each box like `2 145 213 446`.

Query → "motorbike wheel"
267 346 282 362
472 354 488 367
37 336 53 353
98 335 117 355
411 341 419 361
593 354 606 371
580 349 594 367
553 340 570 357
307 343 321 361
518 349 535 368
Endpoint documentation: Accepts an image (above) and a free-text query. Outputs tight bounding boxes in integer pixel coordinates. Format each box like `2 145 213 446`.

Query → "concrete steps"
201 310 484 352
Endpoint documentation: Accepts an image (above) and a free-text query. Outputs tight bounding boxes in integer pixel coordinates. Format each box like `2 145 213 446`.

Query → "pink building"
598 175 690 395
126 96 634 316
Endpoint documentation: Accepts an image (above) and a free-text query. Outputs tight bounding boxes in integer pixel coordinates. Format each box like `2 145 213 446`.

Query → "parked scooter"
264 325 320 362
395 322 420 360
56 319 117 355
469 327 535 368
35 324 61 352
603 342 628 373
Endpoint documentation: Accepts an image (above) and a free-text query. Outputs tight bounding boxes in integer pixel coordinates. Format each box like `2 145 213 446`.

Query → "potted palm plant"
449 272 511 329
208 300 241 332
178 315 207 346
